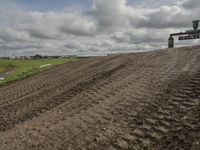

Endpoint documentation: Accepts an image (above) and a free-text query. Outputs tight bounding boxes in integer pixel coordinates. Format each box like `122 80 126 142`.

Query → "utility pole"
0 46 2 57
4 46 7 58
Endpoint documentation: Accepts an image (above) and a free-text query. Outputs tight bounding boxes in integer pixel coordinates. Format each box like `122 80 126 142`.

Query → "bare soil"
0 46 200 150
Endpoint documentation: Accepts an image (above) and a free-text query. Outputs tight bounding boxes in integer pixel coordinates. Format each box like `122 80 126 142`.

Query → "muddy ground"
0 65 15 79
0 46 200 150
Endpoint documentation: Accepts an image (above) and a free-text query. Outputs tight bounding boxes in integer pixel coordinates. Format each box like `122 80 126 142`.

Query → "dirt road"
0 46 200 150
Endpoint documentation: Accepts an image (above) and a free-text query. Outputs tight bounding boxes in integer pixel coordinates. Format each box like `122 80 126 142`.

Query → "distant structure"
15 56 31 60
168 20 200 48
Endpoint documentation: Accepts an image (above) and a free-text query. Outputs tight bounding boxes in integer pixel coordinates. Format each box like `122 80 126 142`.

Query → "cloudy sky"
0 0 199 56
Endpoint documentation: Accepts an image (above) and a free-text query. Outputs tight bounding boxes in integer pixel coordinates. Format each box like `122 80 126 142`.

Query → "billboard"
179 34 200 40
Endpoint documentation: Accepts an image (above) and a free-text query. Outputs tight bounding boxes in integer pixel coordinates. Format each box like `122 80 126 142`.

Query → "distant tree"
32 54 42 59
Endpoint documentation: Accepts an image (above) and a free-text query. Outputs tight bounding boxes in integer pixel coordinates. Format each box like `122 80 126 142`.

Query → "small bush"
192 142 200 150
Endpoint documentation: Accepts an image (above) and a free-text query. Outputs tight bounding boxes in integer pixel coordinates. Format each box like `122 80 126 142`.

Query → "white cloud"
91 0 128 29
0 28 30 42
0 0 199 56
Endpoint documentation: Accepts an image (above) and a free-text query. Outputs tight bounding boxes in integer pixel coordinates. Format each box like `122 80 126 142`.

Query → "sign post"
193 20 200 30
168 36 174 48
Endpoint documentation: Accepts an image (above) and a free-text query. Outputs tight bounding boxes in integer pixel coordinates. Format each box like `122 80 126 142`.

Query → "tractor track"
0 55 120 105
0 46 200 149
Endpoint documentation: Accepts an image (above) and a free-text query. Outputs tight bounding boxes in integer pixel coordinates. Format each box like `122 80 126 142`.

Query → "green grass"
0 57 78 86
0 66 4 73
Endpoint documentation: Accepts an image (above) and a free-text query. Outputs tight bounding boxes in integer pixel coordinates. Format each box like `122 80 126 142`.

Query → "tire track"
0 55 120 105
0 46 200 150
0 56 129 131
21 50 193 149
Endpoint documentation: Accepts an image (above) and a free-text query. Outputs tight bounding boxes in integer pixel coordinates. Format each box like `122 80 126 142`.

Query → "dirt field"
0 46 200 150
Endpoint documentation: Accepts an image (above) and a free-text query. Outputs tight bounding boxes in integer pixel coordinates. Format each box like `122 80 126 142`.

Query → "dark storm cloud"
181 0 200 9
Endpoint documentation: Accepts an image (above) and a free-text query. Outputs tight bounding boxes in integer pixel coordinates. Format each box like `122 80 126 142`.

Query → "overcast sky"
0 0 199 56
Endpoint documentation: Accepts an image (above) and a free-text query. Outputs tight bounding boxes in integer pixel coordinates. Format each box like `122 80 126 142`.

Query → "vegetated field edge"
0 57 78 86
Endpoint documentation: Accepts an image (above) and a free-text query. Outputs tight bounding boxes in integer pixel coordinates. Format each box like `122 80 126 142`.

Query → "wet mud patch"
0 65 15 80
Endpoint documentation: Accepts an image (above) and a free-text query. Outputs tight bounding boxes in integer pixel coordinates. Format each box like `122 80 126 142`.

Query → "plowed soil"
0 46 200 150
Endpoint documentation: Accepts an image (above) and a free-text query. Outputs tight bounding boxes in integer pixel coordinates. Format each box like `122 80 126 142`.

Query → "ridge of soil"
0 46 200 149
